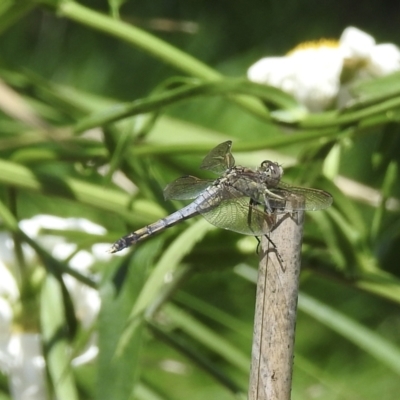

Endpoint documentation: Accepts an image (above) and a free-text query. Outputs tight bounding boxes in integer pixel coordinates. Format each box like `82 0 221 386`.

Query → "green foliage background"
1 1 400 399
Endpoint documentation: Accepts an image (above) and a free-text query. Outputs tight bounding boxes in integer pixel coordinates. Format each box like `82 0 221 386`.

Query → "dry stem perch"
248 209 305 400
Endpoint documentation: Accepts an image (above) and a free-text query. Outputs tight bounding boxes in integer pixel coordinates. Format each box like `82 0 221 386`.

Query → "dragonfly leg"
263 189 284 213
255 235 278 255
255 232 284 269
262 233 285 269
263 194 272 213
264 188 284 200
255 236 261 254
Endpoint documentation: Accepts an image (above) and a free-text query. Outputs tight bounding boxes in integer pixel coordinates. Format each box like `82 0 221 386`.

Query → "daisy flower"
247 27 400 112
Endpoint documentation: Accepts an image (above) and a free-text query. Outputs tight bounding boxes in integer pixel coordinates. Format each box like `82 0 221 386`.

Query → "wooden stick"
248 210 305 400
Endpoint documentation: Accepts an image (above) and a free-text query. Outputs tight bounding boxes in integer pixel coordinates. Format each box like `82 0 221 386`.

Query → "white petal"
340 26 375 59
72 342 99 366
0 233 17 264
0 298 13 367
0 261 19 301
92 243 113 261
19 215 64 237
73 219 106 235
69 250 95 270
247 57 296 86
8 334 47 400
20 214 106 239
366 43 400 76
287 47 343 111
63 274 100 327
248 48 343 112
0 298 12 330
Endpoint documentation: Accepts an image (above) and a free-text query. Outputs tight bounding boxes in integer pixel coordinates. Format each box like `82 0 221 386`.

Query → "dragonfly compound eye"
260 161 283 181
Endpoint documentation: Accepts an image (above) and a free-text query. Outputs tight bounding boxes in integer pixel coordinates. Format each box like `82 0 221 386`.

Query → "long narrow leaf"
299 292 400 375
41 274 79 400
0 158 164 224
117 218 213 355
74 79 303 133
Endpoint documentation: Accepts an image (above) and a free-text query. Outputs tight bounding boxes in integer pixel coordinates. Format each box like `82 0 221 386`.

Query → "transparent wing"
268 182 333 211
164 176 214 200
200 141 235 174
196 186 275 235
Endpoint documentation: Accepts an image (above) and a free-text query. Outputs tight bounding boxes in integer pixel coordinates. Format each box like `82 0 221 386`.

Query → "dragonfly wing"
200 141 235 174
196 186 274 235
164 176 214 200
269 182 333 211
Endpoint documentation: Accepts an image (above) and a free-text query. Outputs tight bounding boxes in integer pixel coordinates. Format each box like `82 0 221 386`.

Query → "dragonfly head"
259 160 283 184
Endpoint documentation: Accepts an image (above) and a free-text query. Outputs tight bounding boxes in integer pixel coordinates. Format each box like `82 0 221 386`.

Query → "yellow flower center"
287 39 339 55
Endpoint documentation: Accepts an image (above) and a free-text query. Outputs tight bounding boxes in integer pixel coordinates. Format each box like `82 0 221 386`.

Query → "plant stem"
249 210 304 400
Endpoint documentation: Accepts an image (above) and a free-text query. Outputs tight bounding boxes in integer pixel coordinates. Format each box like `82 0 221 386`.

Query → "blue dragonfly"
110 141 332 253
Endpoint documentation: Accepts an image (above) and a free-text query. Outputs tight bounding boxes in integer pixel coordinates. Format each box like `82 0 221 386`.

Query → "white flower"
18 215 104 332
248 27 400 112
366 44 400 76
340 27 400 78
0 265 46 400
0 215 106 399
0 260 19 302
7 334 47 400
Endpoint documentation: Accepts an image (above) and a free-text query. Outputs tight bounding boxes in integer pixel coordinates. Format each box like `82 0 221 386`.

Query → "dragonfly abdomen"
109 203 200 253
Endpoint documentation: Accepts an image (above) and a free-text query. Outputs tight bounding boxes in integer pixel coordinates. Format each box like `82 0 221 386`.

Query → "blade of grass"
300 95 400 129
0 0 36 35
370 161 397 241
41 273 79 400
149 323 247 395
163 303 250 373
117 218 213 355
52 1 269 120
175 291 252 340
299 292 400 375
74 79 301 133
56 0 220 80
97 242 158 400
129 219 212 319
127 127 352 157
0 157 165 224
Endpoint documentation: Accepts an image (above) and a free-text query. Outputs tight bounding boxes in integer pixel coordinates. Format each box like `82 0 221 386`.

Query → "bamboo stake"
248 209 305 400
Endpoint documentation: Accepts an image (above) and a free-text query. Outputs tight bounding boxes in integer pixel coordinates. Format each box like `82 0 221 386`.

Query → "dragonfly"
109 141 332 253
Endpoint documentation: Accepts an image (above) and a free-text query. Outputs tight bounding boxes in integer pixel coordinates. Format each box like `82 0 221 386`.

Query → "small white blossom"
340 27 375 59
248 27 400 112
0 214 107 399
248 41 343 112
340 27 400 78
8 334 47 400
0 261 19 302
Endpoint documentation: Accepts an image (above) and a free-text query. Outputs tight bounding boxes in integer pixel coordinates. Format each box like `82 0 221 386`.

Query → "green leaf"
74 79 303 133
117 218 213 354
299 292 400 375
349 71 400 107
163 303 250 373
41 274 79 400
371 161 397 240
0 0 35 35
0 157 165 224
96 241 161 400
